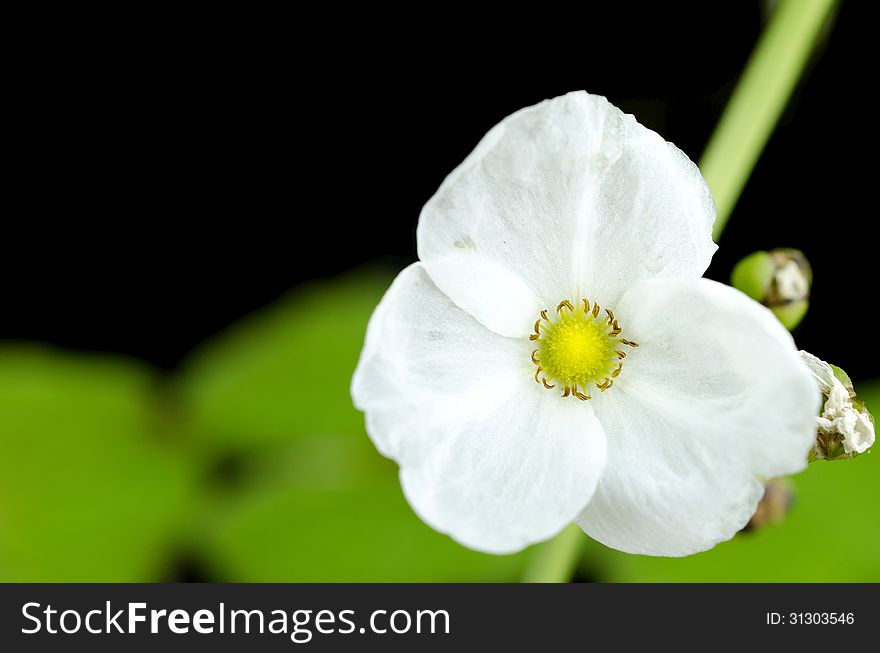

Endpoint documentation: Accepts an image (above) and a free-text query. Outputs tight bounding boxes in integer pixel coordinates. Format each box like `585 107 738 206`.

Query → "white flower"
351 92 819 556
801 351 875 455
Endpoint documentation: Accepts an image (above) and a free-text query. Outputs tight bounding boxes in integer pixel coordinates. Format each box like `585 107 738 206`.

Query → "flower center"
530 298 638 400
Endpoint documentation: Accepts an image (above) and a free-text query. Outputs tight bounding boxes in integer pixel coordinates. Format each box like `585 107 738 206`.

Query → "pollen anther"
596 377 613 392
557 300 574 313
573 387 591 401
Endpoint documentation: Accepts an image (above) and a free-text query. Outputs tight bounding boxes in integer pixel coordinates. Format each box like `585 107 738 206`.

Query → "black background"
4 3 877 379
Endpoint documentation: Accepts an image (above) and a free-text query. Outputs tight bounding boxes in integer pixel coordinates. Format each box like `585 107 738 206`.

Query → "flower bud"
731 248 811 330
801 351 875 462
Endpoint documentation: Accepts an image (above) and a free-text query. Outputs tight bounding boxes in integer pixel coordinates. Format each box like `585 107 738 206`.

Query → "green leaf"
829 364 854 392
178 268 392 448
182 270 528 581
587 380 880 582
195 433 527 582
0 347 195 581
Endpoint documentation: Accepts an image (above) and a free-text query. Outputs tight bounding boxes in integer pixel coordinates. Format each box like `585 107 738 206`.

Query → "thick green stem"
704 0 837 240
521 0 837 583
520 524 583 583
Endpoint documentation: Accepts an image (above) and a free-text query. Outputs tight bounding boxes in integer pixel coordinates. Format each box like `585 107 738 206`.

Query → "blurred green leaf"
183 269 528 581
178 269 391 447
584 380 880 582
0 347 195 581
195 433 526 582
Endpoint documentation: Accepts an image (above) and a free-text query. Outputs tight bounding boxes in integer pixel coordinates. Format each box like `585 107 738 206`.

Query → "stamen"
529 296 637 401
596 378 613 392
529 322 541 340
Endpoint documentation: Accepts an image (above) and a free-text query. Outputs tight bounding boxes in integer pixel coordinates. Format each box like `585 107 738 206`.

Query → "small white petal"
352 263 607 553
800 350 875 455
417 91 716 337
577 278 819 556
775 260 809 301
850 412 875 454
820 378 874 455
800 350 836 393
824 381 852 417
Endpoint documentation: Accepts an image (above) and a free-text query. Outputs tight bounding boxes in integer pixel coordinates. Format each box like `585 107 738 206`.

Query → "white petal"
417 91 716 337
352 263 607 553
850 412 875 454
352 263 527 459
799 350 836 393
577 278 819 556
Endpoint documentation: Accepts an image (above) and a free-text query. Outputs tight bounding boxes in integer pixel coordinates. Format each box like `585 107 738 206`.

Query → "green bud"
731 248 812 330
771 299 810 331
731 251 776 300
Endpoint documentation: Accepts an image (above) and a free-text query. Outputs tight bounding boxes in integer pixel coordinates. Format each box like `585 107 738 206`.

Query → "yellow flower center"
530 298 638 400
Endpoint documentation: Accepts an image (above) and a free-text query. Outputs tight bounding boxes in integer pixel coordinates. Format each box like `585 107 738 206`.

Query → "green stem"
520 524 584 583
704 0 838 240
520 0 837 583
